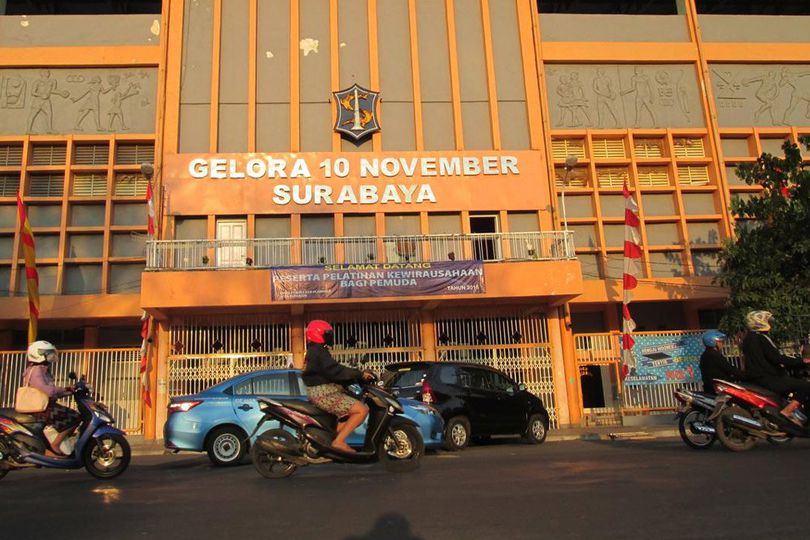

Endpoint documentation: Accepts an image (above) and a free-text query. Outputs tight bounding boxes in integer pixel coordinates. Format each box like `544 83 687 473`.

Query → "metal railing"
167 353 293 397
0 348 143 434
146 231 575 271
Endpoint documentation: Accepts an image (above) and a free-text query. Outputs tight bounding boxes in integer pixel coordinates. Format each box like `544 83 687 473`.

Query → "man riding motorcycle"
301 320 375 453
699 330 744 394
741 311 810 425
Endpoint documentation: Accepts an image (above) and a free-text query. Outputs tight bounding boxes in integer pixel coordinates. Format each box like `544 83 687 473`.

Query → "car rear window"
387 367 428 388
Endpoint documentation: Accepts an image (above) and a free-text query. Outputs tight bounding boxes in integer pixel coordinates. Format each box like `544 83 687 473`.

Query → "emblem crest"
332 84 380 141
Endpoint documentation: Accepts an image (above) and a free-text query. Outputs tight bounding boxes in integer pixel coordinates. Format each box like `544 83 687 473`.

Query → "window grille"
673 138 706 158
30 144 67 166
551 139 586 160
115 144 154 165
73 144 109 166
555 168 588 188
636 167 671 187
596 168 629 188
677 166 710 186
633 138 665 158
0 174 21 196
114 173 149 197
72 173 108 196
28 174 65 197
591 139 626 159
0 144 23 166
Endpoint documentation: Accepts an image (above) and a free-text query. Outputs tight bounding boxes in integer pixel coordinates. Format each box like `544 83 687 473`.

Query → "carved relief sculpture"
592 68 619 128
620 67 657 127
27 69 70 134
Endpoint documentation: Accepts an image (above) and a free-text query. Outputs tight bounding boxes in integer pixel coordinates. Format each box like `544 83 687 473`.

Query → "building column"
420 309 436 362
291 313 305 368
152 320 170 440
548 306 581 426
83 327 99 348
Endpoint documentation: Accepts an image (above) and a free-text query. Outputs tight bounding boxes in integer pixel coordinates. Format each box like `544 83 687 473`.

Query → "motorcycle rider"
301 320 375 453
20 341 81 455
741 311 810 425
699 330 744 394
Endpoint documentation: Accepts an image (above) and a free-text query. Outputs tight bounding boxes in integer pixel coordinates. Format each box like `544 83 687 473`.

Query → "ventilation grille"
72 173 107 196
28 174 65 197
596 168 629 188
116 144 155 165
677 166 710 186
0 174 21 196
673 138 706 158
555 168 588 189
592 139 626 159
30 145 67 166
637 167 671 187
114 173 148 197
633 139 665 158
73 144 109 166
551 139 586 160
0 144 23 166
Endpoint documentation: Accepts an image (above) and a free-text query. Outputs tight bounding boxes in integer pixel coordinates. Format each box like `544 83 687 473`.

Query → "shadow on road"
343 513 425 540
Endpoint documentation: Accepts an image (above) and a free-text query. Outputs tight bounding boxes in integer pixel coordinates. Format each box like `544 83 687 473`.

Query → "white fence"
0 348 143 434
167 353 293 397
146 231 576 270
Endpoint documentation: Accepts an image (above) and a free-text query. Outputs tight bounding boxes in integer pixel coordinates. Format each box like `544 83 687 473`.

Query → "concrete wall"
539 14 689 42
0 15 161 47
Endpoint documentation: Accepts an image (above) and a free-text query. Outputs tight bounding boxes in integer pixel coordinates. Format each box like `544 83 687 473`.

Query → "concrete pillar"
420 310 436 362
83 327 99 348
291 313 305 368
548 307 578 426
152 320 170 440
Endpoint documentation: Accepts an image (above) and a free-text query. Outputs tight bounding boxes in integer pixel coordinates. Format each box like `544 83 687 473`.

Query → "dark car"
384 361 550 450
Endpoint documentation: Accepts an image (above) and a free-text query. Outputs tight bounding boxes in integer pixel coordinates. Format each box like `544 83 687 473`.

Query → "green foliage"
717 137 810 344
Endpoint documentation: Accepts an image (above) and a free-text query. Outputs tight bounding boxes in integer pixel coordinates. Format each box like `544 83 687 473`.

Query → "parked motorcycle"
674 389 718 449
248 374 423 478
0 372 131 480
710 378 806 452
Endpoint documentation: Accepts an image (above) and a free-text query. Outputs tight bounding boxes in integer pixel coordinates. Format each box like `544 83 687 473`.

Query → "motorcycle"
674 389 718 449
0 372 131 480
248 374 424 478
710 378 805 452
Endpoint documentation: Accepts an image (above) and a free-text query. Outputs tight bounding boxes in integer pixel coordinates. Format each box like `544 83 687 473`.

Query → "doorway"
216 219 247 267
469 214 501 261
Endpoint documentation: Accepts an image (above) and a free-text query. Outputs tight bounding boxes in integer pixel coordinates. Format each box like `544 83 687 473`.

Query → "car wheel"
523 414 548 445
443 416 470 451
206 426 247 466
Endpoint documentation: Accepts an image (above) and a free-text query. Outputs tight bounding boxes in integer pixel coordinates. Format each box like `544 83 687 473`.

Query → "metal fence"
146 231 576 270
0 348 143 434
167 353 293 397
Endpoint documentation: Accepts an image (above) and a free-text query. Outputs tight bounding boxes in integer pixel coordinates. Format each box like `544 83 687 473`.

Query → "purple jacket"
22 364 70 401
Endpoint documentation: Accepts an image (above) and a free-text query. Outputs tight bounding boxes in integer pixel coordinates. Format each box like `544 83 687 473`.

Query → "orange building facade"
1 1 808 437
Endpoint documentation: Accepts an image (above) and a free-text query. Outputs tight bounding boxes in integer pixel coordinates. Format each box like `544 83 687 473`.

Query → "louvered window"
30 144 67 166
637 167 671 187
596 168 629 188
673 138 705 158
555 167 588 189
73 144 109 165
114 173 149 196
28 174 65 197
551 139 586 160
633 139 665 158
677 166 710 186
115 143 155 165
591 139 626 159
72 173 107 196
0 174 21 196
0 144 23 166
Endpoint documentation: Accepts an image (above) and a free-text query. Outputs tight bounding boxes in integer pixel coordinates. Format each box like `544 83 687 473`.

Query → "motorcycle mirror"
68 371 77 381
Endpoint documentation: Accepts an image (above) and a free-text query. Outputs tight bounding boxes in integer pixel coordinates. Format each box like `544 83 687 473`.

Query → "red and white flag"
621 182 642 378
139 311 152 408
146 179 156 237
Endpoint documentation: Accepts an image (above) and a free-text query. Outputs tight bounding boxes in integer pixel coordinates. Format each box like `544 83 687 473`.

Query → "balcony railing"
146 231 575 271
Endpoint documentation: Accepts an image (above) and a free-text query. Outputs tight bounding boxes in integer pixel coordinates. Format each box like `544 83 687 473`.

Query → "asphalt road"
3 437 810 540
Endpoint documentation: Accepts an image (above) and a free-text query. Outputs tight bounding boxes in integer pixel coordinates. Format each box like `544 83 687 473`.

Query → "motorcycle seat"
0 407 41 425
277 399 329 418
736 383 783 401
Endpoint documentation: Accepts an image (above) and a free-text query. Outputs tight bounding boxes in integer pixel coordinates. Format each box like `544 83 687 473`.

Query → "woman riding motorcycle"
20 340 81 455
741 311 810 424
301 320 375 453
699 330 744 394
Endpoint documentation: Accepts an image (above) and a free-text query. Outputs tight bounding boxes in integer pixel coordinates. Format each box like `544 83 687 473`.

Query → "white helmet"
27 340 58 364
745 310 773 332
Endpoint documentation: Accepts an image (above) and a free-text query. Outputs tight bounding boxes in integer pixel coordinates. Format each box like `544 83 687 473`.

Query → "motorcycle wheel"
715 405 757 452
251 429 297 479
379 424 424 473
678 409 716 450
84 434 131 479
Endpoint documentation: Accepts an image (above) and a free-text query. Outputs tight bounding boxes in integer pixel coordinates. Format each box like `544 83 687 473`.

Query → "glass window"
28 205 62 227
232 379 253 396
388 368 428 388
63 264 102 295
109 264 144 294
112 203 147 226
252 373 292 396
70 204 105 227
438 365 459 385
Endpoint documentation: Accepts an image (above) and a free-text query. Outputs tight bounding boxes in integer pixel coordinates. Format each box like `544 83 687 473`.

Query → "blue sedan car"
164 369 444 465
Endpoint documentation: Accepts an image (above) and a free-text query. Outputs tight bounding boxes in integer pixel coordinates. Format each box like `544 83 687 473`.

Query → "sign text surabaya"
187 154 521 180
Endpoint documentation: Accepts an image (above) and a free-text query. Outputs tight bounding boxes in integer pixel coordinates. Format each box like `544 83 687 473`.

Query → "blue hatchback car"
164 369 444 465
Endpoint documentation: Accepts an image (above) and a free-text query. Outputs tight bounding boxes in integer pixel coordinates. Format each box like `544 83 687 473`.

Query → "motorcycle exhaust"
691 422 716 435
256 436 302 457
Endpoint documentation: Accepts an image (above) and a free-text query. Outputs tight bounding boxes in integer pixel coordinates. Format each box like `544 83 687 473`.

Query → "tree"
717 136 810 345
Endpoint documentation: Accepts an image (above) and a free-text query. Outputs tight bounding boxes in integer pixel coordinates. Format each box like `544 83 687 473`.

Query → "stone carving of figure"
779 67 810 125
621 66 656 127
71 76 111 131
676 71 691 120
1 75 26 109
555 74 575 127
592 68 619 127
106 75 140 131
27 69 70 134
569 73 592 126
742 71 780 124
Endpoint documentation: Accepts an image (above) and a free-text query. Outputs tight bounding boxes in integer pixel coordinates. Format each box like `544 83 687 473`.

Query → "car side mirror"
68 371 77 381
518 383 527 392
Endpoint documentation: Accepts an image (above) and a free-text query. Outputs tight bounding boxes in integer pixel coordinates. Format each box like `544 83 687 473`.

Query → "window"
252 374 292 396
115 143 155 165
0 144 23 166
30 144 66 166
538 1 679 14
232 379 253 396
114 173 148 197
0 174 20 196
28 174 65 197
73 144 109 165
72 173 107 196
4 1 163 14
695 1 810 15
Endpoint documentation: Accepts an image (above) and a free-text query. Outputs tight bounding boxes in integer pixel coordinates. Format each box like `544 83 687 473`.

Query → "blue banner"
271 261 485 301
623 334 704 385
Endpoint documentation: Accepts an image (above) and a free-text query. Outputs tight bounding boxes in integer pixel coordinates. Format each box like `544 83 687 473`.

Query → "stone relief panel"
0 68 157 135
710 64 810 127
545 64 704 129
